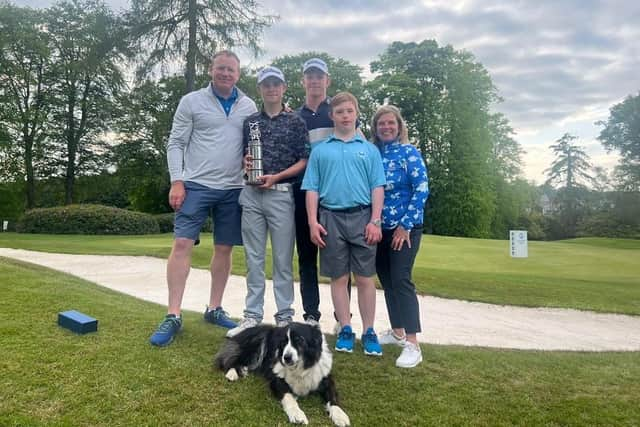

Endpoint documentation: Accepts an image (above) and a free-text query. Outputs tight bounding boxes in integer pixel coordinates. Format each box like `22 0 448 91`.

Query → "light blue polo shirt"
301 134 386 210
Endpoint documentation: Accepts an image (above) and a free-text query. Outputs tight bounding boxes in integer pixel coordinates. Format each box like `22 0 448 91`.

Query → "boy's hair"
371 104 409 145
330 92 360 115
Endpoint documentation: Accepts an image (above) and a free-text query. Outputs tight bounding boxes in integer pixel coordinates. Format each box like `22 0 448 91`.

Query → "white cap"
257 66 286 84
302 58 329 75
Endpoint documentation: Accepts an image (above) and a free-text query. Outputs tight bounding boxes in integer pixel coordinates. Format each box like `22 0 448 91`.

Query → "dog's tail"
214 325 271 372
214 339 242 371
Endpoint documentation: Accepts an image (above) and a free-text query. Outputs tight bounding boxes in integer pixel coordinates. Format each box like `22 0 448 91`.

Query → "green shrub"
152 213 212 235
154 213 175 233
17 204 160 235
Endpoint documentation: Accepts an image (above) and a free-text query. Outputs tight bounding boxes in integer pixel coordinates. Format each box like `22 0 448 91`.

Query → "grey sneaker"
396 342 423 368
226 317 260 338
378 329 407 347
276 318 292 328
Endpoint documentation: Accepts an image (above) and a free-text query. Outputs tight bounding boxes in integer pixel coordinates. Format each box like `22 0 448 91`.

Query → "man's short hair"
211 50 240 65
330 92 359 114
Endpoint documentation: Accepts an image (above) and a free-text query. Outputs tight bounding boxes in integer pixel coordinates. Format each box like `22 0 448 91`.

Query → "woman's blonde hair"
371 104 409 145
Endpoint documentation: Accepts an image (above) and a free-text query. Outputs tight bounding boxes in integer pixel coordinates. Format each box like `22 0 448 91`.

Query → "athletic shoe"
378 329 407 347
396 342 423 368
149 314 182 347
276 318 292 328
361 327 383 356
335 325 355 353
226 317 260 338
333 321 342 335
204 306 237 329
304 315 319 327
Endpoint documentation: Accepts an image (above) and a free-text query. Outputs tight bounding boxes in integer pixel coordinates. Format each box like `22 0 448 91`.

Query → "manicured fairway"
1 257 639 426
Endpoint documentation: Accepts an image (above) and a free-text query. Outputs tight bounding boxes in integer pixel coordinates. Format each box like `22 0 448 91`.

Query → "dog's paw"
239 366 249 377
282 394 308 425
328 405 350 427
286 408 308 425
224 368 239 382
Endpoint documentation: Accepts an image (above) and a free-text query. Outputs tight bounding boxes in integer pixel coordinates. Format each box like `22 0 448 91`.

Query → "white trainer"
333 321 342 335
226 317 259 338
395 342 423 368
378 329 407 346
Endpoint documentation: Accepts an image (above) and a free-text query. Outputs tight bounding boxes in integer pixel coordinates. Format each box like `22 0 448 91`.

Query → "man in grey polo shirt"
150 50 258 347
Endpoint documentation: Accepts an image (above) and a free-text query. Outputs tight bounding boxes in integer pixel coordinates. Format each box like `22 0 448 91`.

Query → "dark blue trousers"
375 226 423 334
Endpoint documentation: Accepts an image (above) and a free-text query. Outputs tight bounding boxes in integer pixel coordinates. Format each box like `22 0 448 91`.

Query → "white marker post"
2 221 7 232
510 230 528 258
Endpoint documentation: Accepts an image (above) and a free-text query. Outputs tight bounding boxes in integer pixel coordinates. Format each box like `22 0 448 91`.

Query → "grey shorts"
174 181 243 246
318 206 377 279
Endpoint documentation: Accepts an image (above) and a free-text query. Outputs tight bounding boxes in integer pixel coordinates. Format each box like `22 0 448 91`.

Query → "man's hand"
169 181 186 211
391 225 411 251
364 222 382 245
309 222 327 248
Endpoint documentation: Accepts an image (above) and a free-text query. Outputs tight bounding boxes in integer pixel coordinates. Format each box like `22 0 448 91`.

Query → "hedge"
17 204 160 235
154 213 175 234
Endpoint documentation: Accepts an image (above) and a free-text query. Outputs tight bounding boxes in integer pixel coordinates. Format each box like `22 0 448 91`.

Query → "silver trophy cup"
247 121 263 185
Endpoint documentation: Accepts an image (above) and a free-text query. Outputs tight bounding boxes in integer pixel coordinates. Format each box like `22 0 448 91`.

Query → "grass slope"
1 257 639 426
1 233 638 315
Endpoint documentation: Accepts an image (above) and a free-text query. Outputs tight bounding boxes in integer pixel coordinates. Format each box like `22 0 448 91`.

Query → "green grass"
1 257 639 426
1 233 639 315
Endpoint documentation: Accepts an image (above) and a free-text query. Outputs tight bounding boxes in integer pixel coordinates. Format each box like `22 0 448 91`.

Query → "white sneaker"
378 329 407 347
333 321 342 335
226 317 259 338
276 318 291 328
395 342 423 368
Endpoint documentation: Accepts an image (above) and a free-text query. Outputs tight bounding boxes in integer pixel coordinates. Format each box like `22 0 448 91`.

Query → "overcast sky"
15 0 640 183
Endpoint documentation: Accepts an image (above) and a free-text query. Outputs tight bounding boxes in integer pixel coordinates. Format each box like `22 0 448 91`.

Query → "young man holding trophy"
226 66 310 337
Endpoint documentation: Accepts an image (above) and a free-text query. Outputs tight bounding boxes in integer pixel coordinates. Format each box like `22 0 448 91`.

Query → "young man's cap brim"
302 58 329 75
257 66 286 84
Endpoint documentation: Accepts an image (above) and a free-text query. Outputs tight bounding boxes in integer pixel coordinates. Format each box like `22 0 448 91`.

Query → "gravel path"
2 248 639 351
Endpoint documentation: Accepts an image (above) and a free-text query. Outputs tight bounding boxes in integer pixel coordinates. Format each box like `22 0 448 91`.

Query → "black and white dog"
214 322 350 426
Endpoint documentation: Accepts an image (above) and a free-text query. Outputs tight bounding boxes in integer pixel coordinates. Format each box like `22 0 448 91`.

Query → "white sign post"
2 221 7 232
510 230 528 258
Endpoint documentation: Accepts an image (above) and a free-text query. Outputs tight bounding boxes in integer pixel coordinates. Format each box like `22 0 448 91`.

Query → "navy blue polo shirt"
297 98 334 145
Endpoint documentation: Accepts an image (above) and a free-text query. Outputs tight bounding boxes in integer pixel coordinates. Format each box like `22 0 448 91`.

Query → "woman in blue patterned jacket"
371 105 429 368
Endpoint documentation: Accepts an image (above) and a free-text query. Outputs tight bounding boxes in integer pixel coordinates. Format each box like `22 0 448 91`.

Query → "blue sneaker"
204 306 237 329
150 314 182 347
335 325 355 353
362 327 383 356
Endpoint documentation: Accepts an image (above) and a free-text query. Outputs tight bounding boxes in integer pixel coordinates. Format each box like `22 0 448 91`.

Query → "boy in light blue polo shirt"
302 92 386 356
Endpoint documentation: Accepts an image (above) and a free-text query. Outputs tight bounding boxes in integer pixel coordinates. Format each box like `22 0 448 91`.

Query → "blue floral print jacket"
380 140 429 230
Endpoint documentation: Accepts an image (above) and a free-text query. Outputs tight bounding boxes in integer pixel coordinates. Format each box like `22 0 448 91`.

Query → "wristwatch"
370 219 382 227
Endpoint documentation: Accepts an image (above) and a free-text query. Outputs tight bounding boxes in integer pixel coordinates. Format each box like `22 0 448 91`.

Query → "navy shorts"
174 181 243 246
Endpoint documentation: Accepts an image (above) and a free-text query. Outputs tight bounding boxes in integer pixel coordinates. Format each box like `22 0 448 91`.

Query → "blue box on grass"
58 310 98 334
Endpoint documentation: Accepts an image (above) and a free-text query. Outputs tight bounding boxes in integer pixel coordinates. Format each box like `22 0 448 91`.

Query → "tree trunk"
23 129 35 209
185 0 197 93
65 93 77 205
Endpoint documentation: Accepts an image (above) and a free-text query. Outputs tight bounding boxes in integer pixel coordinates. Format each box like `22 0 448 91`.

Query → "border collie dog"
214 322 350 426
